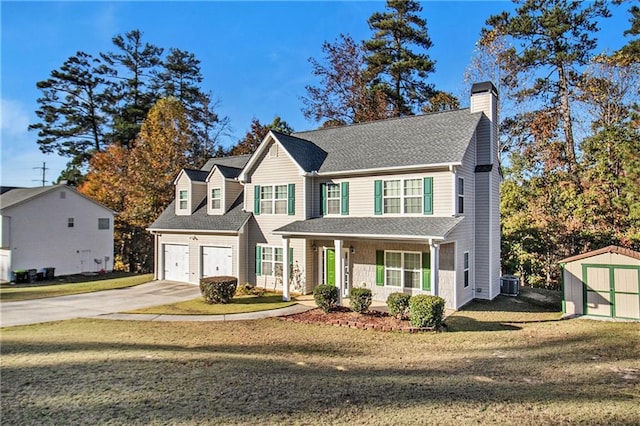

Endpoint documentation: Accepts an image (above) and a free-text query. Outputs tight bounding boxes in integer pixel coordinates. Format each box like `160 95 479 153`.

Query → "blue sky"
1 1 633 187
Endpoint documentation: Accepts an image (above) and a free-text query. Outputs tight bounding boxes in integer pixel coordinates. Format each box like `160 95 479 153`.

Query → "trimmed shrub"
200 276 238 304
409 295 445 328
235 282 266 297
313 284 338 313
349 288 372 313
387 292 411 319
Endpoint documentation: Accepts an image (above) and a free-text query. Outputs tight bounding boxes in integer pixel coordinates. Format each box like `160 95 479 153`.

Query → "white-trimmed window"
260 185 287 215
98 218 110 230
327 183 341 215
261 246 283 276
463 251 470 288
385 251 421 288
383 179 422 214
179 190 188 210
67 218 74 228
211 188 221 209
458 177 464 214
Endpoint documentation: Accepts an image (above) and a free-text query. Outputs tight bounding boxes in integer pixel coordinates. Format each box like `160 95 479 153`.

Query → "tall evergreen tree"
229 116 293 156
481 0 612 178
364 0 436 116
99 29 163 148
29 52 107 166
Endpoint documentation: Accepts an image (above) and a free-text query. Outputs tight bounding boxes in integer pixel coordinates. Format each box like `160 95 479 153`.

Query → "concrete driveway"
0 281 201 327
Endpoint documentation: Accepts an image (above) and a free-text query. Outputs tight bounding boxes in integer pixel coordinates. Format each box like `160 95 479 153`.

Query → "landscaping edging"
278 312 440 333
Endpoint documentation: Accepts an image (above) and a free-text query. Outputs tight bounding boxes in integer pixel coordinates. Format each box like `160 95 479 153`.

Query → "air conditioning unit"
500 275 520 296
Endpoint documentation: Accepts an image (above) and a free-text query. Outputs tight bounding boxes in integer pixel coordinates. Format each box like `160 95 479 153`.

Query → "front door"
323 248 351 296
325 249 335 285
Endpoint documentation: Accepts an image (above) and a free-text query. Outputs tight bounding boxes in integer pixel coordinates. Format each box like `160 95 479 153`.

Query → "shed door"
202 246 232 278
584 265 640 320
164 244 189 282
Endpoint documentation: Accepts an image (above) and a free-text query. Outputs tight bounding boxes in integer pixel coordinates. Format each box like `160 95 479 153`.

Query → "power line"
33 162 48 186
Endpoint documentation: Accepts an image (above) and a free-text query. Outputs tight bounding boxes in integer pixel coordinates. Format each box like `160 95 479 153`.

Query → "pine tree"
364 0 436 116
229 116 293 156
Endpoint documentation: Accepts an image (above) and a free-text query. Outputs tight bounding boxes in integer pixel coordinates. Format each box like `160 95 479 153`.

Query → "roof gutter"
310 162 462 178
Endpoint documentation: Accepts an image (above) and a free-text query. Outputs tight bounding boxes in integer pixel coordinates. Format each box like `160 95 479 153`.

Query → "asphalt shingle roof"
273 216 463 240
288 109 483 173
182 169 209 182
201 155 251 172
148 192 251 232
0 186 54 210
214 164 243 179
272 131 327 172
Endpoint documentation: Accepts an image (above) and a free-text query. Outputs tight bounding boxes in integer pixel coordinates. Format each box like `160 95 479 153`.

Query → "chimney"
470 82 498 166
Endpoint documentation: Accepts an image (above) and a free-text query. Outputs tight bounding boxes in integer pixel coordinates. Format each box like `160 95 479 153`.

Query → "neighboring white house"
149 82 501 310
0 183 114 281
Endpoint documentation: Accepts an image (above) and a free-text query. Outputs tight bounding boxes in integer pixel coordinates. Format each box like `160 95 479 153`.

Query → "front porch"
274 216 462 307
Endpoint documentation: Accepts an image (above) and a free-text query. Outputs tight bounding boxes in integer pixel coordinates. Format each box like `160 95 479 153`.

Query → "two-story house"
148 82 501 310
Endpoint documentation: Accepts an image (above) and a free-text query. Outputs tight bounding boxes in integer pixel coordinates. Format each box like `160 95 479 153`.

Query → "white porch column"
334 239 343 305
282 238 290 301
430 241 439 296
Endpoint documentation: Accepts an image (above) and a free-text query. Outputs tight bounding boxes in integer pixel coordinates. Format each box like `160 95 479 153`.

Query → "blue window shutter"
320 183 327 216
341 182 349 215
254 185 261 215
288 183 295 215
423 177 433 215
422 252 431 291
376 250 384 286
374 180 383 215
255 245 262 276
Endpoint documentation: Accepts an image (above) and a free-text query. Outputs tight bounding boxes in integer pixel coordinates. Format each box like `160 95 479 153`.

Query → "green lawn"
125 293 295 315
0 273 153 302
1 294 638 425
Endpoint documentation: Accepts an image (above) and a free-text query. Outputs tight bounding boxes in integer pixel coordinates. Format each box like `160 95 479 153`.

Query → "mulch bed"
279 306 441 333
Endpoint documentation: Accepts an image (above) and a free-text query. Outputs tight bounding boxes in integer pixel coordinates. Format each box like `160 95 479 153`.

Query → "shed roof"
559 245 640 263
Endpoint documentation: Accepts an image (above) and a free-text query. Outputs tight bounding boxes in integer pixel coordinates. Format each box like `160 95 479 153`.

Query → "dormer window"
211 188 221 210
179 190 188 210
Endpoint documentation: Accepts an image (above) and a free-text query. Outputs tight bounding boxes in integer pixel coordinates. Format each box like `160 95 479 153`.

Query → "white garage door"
164 244 189 282
202 246 232 278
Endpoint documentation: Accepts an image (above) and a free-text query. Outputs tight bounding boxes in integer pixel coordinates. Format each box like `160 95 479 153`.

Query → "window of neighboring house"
326 183 341 215
67 218 74 228
383 179 422 214
179 190 188 210
463 251 470 288
458 177 464 214
385 251 421 288
211 188 221 209
260 185 287 215
98 218 110 230
261 246 283 276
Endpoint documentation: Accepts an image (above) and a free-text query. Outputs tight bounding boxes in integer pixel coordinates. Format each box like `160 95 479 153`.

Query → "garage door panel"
164 244 189 283
202 246 232 278
614 269 639 293
586 291 612 316
614 293 640 319
586 267 610 291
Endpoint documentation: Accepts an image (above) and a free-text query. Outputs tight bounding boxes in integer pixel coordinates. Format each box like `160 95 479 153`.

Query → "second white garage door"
202 246 232 278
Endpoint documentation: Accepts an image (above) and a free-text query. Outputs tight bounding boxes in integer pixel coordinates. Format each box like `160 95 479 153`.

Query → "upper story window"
321 182 349 216
98 218 110 230
67 218 74 228
179 190 188 210
457 177 464 214
211 188 221 209
383 178 422 214
376 177 432 216
260 185 287 214
254 184 295 216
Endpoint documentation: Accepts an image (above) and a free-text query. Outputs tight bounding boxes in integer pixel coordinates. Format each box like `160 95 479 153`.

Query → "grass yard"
0 273 153 302
125 293 295 315
2 293 638 425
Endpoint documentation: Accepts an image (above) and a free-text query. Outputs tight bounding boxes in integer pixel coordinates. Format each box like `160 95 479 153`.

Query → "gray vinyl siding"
225 181 243 212
156 232 243 284
314 170 452 218
191 182 207 213
474 171 490 298
490 165 501 297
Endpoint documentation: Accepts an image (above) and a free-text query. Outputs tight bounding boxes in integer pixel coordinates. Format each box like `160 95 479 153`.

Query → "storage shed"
560 246 640 321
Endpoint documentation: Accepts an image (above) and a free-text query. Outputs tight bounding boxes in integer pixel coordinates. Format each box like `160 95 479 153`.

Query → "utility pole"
33 162 48 186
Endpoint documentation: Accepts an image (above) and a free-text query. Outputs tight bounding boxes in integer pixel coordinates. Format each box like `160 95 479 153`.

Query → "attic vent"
60 191 66 199
269 143 279 158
